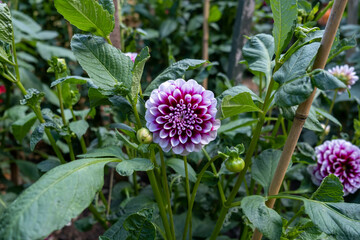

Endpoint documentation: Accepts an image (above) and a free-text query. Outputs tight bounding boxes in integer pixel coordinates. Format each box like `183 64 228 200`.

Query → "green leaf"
221 92 262 119
20 88 45 108
131 47 150 102
281 105 323 132
71 34 133 91
144 59 207 96
0 158 119 240
78 146 125 159
218 85 263 103
297 142 314 157
208 5 222 23
275 76 313 107
166 158 197 183
0 3 13 43
11 113 37 142
270 0 297 58
328 35 357 62
69 120 89 139
37 158 61 172
99 0 115 15
54 0 114 37
0 46 14 65
123 213 156 240
30 124 45 151
311 69 347 90
252 149 283 195
116 158 154 176
311 175 344 202
14 160 40 181
242 33 274 83
50 76 92 88
11 10 41 36
159 19 177 39
314 107 342 128
241 195 282 240
304 200 360 240
36 42 76 61
274 42 320 84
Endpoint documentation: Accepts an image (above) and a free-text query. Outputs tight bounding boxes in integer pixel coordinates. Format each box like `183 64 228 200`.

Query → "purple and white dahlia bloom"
328 64 359 92
309 139 360 195
145 79 220 155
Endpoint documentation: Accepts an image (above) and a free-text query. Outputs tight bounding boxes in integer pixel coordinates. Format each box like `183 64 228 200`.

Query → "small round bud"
225 157 245 173
137 128 153 144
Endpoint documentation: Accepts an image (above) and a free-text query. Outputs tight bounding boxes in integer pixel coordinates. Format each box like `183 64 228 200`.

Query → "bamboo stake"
252 1 348 239
202 0 210 89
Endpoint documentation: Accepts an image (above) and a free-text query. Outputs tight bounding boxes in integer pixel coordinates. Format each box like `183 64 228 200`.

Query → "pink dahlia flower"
145 79 220 155
124 52 137 63
328 65 359 92
309 139 360 195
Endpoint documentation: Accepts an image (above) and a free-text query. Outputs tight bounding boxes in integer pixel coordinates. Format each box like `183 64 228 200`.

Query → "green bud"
225 157 245 173
137 128 153 144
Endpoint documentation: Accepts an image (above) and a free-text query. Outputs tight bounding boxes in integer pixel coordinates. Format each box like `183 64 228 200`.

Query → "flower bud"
137 128 152 144
225 157 245 173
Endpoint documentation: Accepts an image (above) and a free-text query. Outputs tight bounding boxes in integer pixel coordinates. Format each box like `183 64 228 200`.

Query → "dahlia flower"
309 139 360 195
124 52 137 63
145 79 220 155
328 65 359 92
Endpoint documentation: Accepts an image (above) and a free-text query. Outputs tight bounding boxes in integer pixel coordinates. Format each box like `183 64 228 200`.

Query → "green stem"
32 106 66 164
314 0 334 22
159 148 176 239
132 102 142 130
183 155 192 240
319 89 338 143
56 85 75 161
182 155 222 240
99 191 109 211
88 204 108 229
202 148 226 203
147 170 173 240
271 114 282 137
259 72 263 98
285 206 304 229
209 76 277 240
105 35 112 45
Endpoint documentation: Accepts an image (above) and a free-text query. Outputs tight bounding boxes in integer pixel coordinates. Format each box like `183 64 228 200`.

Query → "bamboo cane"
202 0 210 89
252 1 348 239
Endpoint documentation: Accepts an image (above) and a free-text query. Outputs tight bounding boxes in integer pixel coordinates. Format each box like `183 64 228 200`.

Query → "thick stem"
253 1 348 239
88 204 108 229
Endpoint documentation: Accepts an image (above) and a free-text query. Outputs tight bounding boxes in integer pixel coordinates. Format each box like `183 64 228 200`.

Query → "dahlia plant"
1 1 360 240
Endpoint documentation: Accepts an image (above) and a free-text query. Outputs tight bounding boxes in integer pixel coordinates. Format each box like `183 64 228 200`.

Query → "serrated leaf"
221 92 262 119
131 47 150 102
166 158 197 182
0 158 119 240
69 120 89 138
328 35 357 62
274 42 320 84
311 175 344 202
54 0 114 37
116 158 154 176
270 0 297 58
0 46 13 65
11 112 37 142
0 3 13 43
71 34 133 91
311 69 347 90
252 149 283 195
275 76 313 107
242 33 274 83
242 195 283 240
144 59 207 95
123 213 156 240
